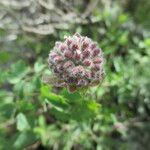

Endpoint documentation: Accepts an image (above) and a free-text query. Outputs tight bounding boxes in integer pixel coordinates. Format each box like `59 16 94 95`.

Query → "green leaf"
40 85 68 108
16 113 30 131
13 131 37 149
7 61 30 84
60 88 81 101
0 103 15 121
0 51 10 64
69 100 101 121
34 59 46 73
118 14 129 23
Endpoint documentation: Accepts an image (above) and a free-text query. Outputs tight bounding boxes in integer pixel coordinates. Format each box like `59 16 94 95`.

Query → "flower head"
48 33 105 92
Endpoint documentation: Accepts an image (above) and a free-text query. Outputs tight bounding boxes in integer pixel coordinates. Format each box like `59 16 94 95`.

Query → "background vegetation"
0 0 150 150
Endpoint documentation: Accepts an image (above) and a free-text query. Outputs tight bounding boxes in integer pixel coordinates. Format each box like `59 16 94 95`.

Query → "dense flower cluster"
48 33 105 92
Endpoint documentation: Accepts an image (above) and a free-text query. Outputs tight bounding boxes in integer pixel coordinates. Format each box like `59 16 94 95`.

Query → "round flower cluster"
48 33 105 92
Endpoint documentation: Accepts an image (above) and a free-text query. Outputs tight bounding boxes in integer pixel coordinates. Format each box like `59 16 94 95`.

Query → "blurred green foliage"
0 0 150 150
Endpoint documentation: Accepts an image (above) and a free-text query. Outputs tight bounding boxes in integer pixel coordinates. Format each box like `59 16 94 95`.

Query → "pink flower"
48 33 105 93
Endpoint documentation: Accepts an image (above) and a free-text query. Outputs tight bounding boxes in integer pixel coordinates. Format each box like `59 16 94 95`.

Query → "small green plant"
41 33 105 121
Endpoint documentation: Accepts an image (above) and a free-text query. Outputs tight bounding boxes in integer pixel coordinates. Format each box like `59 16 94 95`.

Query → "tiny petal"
82 49 90 58
83 59 91 66
64 51 73 59
71 67 79 76
82 38 89 49
60 44 67 52
74 53 81 60
93 64 100 70
63 61 74 68
66 38 72 45
57 64 64 71
77 79 88 86
93 58 102 64
49 52 58 59
93 48 100 56
54 56 63 63
75 33 81 37
55 42 61 47
91 42 97 49
85 71 91 78
71 66 85 76
71 42 79 50
91 72 96 78
77 66 85 73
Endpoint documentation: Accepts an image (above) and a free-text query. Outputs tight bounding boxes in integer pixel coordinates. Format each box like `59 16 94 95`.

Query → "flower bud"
57 64 64 71
63 61 74 69
66 38 72 45
54 56 63 63
93 48 100 56
77 79 88 87
93 58 102 64
82 49 90 58
48 33 105 92
74 53 81 60
55 42 61 48
91 42 97 49
83 59 91 66
71 66 85 77
74 33 81 38
71 42 79 50
92 64 100 70
60 44 67 52
82 38 90 49
85 71 91 79
64 51 73 59
49 52 58 59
